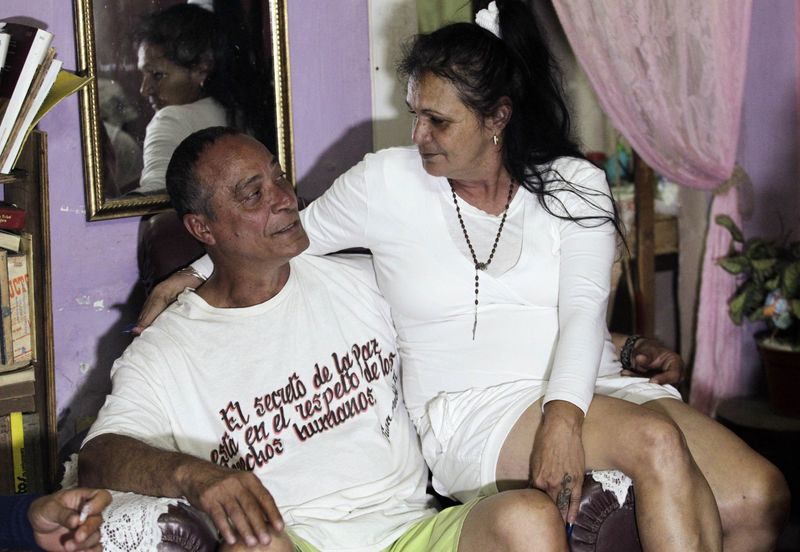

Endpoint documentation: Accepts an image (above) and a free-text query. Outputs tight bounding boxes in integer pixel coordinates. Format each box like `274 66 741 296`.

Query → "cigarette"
79 503 91 523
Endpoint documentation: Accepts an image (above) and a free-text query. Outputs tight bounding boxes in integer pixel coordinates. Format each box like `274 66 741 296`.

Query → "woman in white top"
142 1 789 549
131 3 273 195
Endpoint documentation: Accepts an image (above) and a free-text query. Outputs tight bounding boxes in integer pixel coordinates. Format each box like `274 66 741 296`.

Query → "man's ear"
184 213 215 246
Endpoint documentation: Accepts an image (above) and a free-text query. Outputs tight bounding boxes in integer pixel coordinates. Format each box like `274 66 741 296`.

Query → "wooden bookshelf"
0 130 56 493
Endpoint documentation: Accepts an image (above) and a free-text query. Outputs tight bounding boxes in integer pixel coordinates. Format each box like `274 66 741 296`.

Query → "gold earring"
492 135 499 145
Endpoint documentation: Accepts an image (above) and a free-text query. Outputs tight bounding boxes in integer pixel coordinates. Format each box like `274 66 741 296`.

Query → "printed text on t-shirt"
209 338 397 471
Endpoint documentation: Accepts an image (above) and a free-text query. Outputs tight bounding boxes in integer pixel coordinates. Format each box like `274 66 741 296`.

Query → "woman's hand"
529 400 584 524
134 269 204 335
621 337 685 386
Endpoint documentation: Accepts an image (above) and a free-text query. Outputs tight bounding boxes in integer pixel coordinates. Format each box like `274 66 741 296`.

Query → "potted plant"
716 214 800 418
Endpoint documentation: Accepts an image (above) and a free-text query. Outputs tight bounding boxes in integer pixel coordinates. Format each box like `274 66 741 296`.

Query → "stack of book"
0 21 90 174
0 202 33 416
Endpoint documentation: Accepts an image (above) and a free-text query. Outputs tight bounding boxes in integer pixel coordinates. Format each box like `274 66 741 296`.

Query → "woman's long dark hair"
135 3 275 151
398 0 622 237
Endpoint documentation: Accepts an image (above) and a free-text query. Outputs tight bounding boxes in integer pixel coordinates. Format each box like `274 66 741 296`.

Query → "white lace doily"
101 491 186 552
61 454 189 552
588 469 633 506
61 453 80 489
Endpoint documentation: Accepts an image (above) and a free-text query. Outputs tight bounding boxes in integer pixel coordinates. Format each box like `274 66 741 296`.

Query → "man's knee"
218 532 295 552
478 489 565 545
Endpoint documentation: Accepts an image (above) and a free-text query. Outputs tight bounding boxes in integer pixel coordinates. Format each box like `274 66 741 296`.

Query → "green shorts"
289 497 481 552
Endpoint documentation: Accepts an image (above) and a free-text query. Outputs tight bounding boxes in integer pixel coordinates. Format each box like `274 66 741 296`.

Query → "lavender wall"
290 1 373 201
737 0 799 387
2 0 373 455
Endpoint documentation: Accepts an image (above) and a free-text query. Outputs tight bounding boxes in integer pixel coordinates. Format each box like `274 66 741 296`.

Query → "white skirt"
411 375 682 503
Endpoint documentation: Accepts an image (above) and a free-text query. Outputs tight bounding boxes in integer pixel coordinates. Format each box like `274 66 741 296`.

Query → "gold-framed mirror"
74 0 294 221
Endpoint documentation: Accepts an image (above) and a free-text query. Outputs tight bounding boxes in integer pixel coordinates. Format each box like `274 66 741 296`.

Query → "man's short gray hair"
166 126 242 219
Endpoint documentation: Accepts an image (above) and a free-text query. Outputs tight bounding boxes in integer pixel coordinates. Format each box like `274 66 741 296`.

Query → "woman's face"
137 42 208 111
406 73 497 182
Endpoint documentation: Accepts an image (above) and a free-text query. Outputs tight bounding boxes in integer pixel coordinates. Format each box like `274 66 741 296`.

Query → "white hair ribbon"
475 1 501 39
187 0 214 12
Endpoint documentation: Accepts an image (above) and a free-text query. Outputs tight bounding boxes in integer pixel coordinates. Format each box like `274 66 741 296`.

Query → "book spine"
25 412 42 491
0 49 57 172
0 205 25 231
0 48 48 169
7 411 42 493
0 378 34 400
0 32 9 85
0 230 21 252
0 394 35 416
0 414 13 494
1 60 61 173
9 410 26 493
0 32 9 62
0 249 12 365
7 251 32 363
0 28 52 153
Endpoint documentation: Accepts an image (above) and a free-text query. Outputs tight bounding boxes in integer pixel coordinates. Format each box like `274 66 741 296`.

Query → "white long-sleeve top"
300 147 621 415
137 97 227 194
193 147 621 415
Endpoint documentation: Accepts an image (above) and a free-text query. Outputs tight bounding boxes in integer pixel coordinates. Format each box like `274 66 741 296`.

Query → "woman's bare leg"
496 395 722 552
458 489 568 552
643 398 790 552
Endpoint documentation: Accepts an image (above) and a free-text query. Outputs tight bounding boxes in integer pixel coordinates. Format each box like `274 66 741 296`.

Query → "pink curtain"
551 0 753 413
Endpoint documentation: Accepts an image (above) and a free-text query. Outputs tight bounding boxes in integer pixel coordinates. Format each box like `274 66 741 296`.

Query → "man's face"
195 134 309 267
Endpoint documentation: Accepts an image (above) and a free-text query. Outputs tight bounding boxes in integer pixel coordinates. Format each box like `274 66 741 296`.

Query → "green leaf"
790 299 800 319
744 238 769 259
752 258 778 274
718 256 749 275
728 289 747 325
748 308 767 322
783 261 800 297
716 214 744 242
744 286 766 318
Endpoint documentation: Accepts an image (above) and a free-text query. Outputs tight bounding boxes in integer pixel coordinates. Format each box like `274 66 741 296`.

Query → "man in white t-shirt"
78 128 567 552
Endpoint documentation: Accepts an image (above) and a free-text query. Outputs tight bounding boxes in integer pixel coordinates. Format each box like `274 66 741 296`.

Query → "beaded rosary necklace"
449 180 515 339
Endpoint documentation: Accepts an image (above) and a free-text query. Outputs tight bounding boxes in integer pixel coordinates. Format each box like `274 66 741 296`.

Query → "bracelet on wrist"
620 334 642 370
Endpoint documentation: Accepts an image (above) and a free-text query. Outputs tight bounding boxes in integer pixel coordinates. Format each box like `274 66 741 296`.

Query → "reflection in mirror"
74 0 293 220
